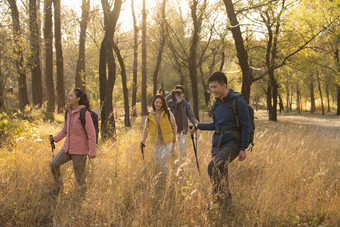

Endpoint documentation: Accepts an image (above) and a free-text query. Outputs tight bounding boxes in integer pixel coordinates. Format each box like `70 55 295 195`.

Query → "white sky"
62 0 159 31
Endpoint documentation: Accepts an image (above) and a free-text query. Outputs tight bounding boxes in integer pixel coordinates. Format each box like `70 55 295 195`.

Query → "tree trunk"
99 0 122 139
278 93 284 113
219 51 225 71
0 48 3 108
325 80 330 112
188 0 202 120
269 71 277 121
199 66 210 109
254 94 259 112
152 39 165 97
99 37 116 138
131 0 138 117
141 0 148 115
8 0 30 109
29 0 43 106
290 86 293 111
316 72 324 115
112 42 130 127
75 0 90 91
310 75 315 113
286 86 290 112
337 86 340 115
159 83 165 96
296 84 301 114
152 0 166 97
265 84 271 112
223 0 252 103
44 0 55 112
173 57 187 99
54 0 65 113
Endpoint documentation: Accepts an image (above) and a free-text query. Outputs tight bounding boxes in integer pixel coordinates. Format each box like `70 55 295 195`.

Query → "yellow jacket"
141 109 177 146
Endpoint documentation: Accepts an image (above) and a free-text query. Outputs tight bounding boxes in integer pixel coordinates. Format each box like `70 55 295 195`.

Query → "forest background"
0 0 339 226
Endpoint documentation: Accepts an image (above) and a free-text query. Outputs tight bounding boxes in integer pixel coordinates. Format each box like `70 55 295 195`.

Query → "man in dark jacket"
166 85 198 159
188 71 250 206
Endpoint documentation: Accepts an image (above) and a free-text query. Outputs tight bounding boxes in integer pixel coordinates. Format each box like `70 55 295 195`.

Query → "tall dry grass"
0 114 339 226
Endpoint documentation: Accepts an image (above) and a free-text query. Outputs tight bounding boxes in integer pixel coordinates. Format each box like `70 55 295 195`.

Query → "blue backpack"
211 97 255 147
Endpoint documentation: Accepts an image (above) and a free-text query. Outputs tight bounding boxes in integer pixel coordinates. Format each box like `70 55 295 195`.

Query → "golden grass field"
0 112 339 226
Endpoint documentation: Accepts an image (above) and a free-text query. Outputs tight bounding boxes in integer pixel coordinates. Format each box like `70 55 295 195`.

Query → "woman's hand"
89 154 96 159
140 142 145 148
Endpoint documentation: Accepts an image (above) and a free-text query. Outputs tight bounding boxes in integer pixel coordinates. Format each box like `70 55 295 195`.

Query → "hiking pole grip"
140 142 145 160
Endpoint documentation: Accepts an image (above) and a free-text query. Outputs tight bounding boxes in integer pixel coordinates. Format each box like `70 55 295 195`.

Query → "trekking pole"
189 126 200 174
140 142 145 160
49 135 55 158
195 130 198 154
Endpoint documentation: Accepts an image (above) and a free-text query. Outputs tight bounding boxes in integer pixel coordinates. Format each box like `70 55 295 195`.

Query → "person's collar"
217 88 230 103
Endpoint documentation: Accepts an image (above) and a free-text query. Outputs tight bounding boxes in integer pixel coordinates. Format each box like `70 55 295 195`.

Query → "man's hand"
238 149 246 161
188 125 196 134
194 119 199 125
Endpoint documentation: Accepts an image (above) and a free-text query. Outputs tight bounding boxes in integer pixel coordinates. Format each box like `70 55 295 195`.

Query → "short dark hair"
207 71 228 85
175 85 184 93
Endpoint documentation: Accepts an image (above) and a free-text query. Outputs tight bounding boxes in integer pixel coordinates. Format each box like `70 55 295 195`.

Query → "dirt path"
255 113 340 134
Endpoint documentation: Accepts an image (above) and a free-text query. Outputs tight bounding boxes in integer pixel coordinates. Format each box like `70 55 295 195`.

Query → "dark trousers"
208 143 240 197
50 149 87 191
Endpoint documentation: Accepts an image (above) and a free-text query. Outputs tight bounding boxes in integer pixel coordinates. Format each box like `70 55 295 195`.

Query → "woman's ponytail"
73 88 90 109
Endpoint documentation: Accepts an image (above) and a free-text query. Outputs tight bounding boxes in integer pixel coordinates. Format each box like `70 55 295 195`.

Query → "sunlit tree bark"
7 0 30 109
141 0 147 115
54 0 65 113
29 0 43 106
44 0 55 112
131 0 138 117
99 0 122 138
75 0 90 91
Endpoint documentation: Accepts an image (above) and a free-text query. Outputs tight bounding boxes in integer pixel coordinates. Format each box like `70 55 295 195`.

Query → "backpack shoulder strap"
231 98 240 128
211 99 219 121
169 100 175 112
184 102 188 115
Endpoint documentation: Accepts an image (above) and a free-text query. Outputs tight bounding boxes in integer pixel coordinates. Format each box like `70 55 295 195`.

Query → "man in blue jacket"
188 71 250 206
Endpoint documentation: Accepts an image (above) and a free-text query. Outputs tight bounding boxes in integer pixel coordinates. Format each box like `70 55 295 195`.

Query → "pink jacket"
54 105 96 157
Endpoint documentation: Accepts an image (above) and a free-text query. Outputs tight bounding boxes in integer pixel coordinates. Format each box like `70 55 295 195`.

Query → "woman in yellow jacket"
140 94 177 174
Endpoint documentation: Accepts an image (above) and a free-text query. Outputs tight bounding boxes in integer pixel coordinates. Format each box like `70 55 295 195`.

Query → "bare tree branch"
253 17 340 82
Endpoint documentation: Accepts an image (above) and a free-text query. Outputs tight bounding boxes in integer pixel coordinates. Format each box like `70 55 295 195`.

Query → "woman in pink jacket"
49 88 96 195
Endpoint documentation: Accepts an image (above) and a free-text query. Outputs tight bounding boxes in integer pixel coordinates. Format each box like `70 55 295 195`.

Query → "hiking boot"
215 192 232 209
50 183 63 196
